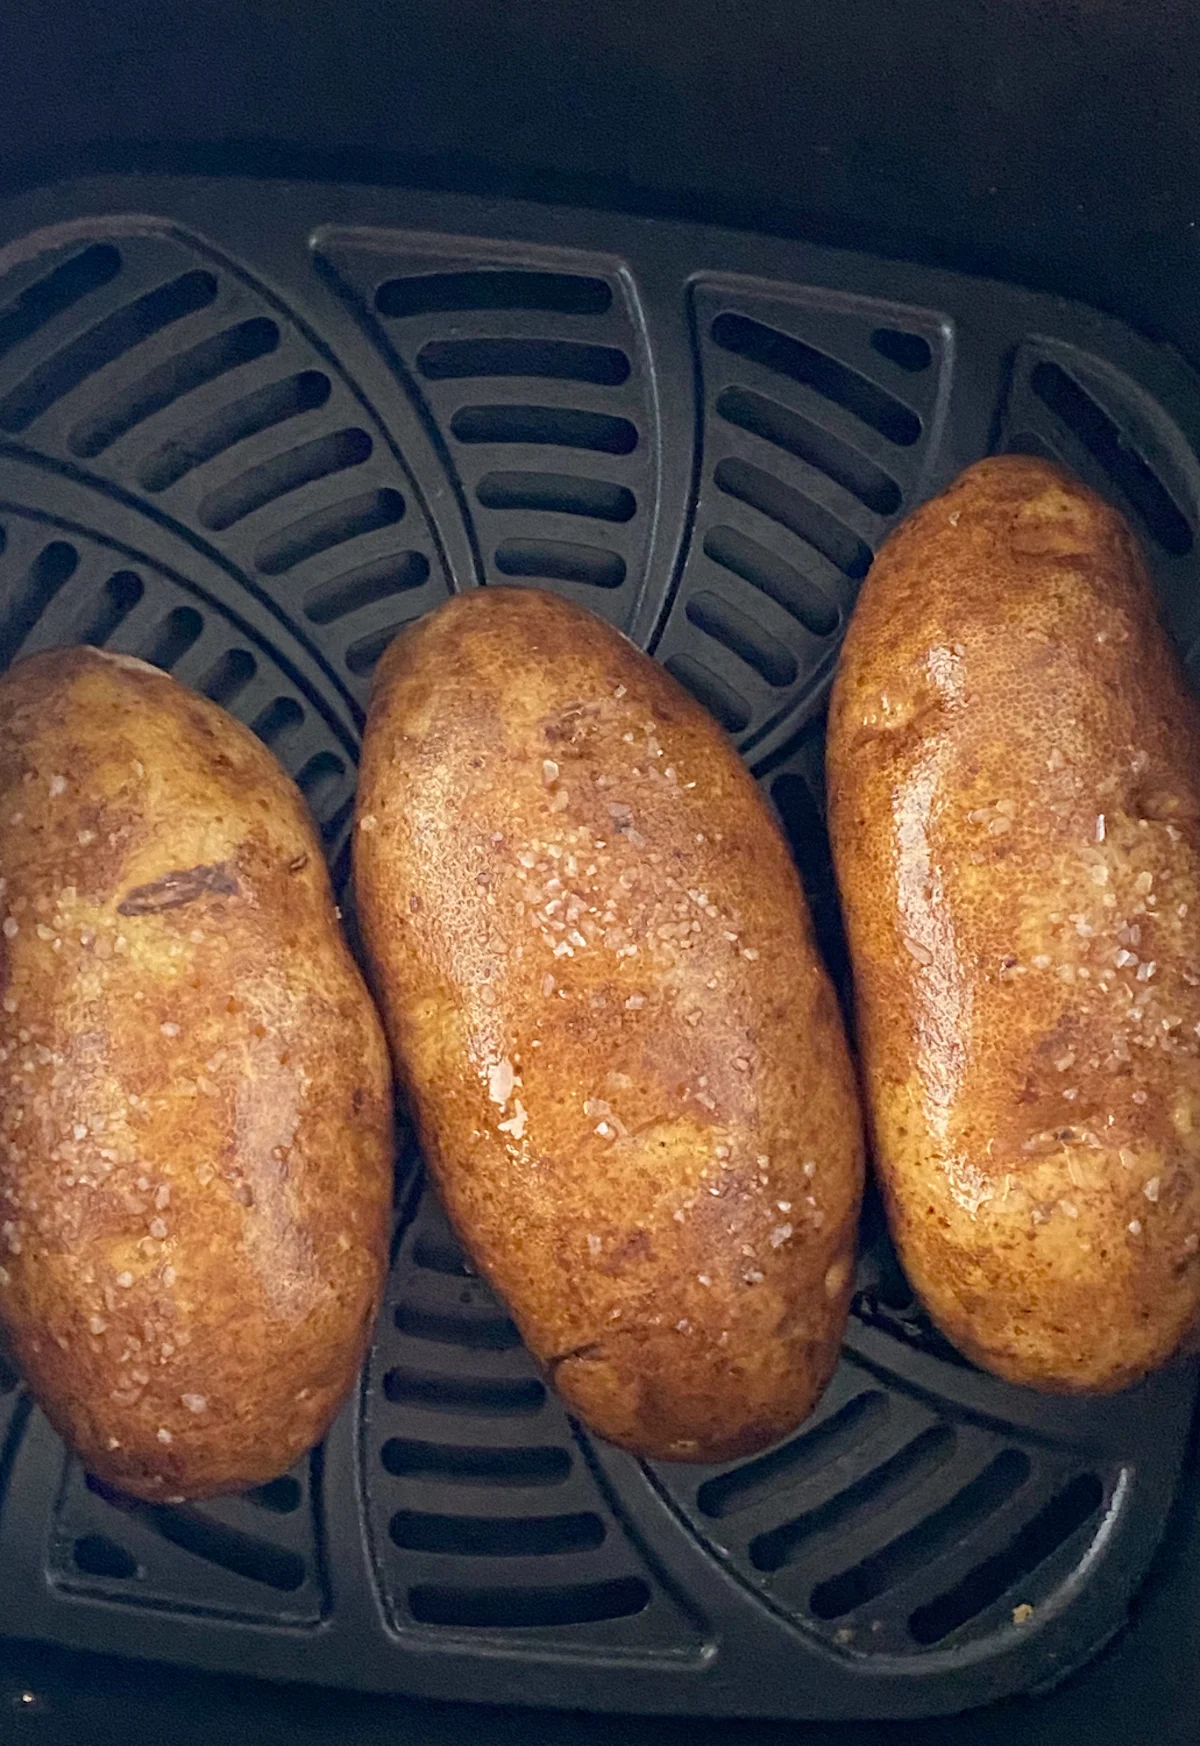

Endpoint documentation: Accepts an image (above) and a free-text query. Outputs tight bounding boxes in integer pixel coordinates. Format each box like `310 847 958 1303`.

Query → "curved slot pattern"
703 525 838 637
84 1476 307 1593
1030 360 1194 554
0 539 79 656
304 552 430 624
382 1367 548 1417
0 270 219 433
494 539 625 589
698 1392 890 1519
663 653 750 734
751 1425 957 1573
198 428 372 531
477 471 636 523
1004 429 1064 464
0 243 122 363
716 386 901 516
409 1576 650 1628
809 1448 1032 1620
73 1535 138 1581
198 645 256 707
345 622 403 676
395 1302 523 1351
871 328 933 373
68 317 281 458
138 369 332 494
413 1233 475 1277
255 488 406 575
390 1510 605 1558
80 569 145 646
711 312 921 446
908 1471 1104 1644
685 590 798 687
451 404 637 456
140 605 202 670
376 271 613 320
418 338 629 385
149 1507 307 1592
245 1477 303 1514
715 457 872 580
381 1439 572 1487
295 749 349 831
251 695 304 747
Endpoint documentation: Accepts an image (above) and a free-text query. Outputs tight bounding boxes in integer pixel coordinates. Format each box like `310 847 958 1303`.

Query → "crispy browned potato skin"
0 648 393 1499
355 587 863 1462
828 455 1200 1392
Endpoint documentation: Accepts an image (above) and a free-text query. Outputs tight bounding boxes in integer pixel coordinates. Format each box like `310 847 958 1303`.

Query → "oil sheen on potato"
356 587 864 1461
829 456 1200 1391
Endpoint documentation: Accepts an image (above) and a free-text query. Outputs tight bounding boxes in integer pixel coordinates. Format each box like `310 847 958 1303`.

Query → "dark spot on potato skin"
598 1228 654 1275
117 862 239 915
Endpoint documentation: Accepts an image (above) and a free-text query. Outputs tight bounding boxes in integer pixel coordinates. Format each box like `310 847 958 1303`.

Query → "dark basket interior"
0 175 1196 1724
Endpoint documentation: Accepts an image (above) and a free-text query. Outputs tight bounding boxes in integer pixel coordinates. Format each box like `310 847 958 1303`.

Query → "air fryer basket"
0 174 1196 1722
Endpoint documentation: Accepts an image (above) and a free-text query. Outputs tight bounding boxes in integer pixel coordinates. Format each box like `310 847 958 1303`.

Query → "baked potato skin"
828 455 1200 1391
355 587 864 1462
0 648 392 1499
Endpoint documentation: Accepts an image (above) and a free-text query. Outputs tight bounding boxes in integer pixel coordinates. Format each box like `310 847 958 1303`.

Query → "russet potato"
0 648 393 1498
355 588 864 1462
829 456 1200 1391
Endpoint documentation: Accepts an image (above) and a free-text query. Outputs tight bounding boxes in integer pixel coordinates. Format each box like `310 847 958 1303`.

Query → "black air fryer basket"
2 5 1200 1743
0 172 1196 1727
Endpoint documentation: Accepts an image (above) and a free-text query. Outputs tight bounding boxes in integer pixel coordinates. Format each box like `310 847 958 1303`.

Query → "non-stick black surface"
0 175 1196 1719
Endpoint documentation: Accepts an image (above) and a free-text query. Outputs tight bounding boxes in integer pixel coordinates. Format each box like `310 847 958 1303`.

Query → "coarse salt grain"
182 1393 207 1413
2 918 17 939
769 1223 793 1247
1144 1177 1161 1203
497 1099 528 1140
1128 1219 1143 1235
488 1058 515 1106
156 1427 172 1444
160 1022 180 1038
587 1234 602 1256
115 1271 133 1288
